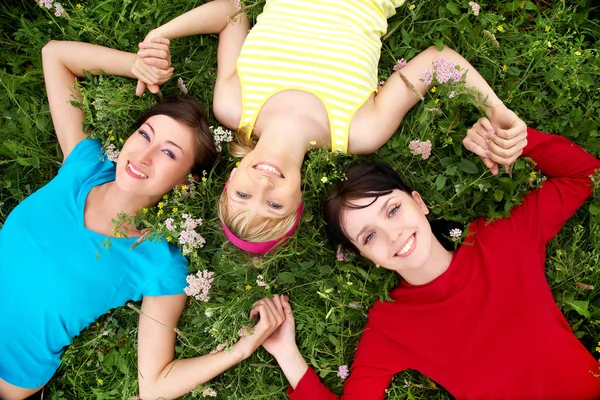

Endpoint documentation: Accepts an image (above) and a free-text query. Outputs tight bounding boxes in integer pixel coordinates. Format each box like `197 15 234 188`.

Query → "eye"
139 130 150 141
162 149 176 160
363 232 375 245
388 205 400 217
268 201 282 210
236 191 250 199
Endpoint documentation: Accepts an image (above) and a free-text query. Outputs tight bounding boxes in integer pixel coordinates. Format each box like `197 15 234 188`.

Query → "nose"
138 145 154 166
253 174 274 190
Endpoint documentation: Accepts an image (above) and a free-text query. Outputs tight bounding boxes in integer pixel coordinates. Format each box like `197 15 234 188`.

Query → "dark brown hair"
135 96 218 175
324 162 461 252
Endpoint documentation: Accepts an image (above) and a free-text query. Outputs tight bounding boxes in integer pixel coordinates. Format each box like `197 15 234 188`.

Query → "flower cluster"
393 58 407 72
483 30 500 47
238 325 254 337
184 270 215 302
37 0 66 17
202 387 217 398
449 228 463 239
468 1 480 16
177 77 188 95
212 126 233 152
104 143 120 163
336 244 351 262
256 275 267 287
423 57 463 85
178 214 206 255
337 365 349 380
408 140 432 160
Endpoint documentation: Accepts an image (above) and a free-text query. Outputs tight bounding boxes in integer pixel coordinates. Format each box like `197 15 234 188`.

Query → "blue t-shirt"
0 139 188 389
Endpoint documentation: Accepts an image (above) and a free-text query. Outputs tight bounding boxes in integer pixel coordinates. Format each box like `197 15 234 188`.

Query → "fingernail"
139 51 145 56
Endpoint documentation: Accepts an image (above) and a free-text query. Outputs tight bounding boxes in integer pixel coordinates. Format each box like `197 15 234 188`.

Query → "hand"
131 36 173 96
488 105 528 174
234 295 286 359
463 115 528 175
261 295 297 359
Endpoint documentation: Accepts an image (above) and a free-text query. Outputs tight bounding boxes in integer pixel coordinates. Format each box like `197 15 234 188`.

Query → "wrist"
484 101 505 117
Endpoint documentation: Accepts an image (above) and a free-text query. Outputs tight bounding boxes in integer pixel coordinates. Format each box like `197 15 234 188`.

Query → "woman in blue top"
0 40 287 400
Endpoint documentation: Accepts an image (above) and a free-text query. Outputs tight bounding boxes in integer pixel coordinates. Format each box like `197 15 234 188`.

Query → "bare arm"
42 40 137 160
137 294 286 399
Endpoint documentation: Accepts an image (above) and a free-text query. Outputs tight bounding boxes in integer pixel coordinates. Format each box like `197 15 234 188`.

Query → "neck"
397 239 454 286
254 115 316 167
94 181 160 225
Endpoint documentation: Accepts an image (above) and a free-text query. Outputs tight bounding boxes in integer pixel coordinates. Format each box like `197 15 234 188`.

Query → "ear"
230 167 237 178
411 191 429 215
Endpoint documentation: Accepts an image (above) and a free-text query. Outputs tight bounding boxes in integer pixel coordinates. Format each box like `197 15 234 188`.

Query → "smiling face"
225 147 302 219
114 114 196 198
341 190 434 271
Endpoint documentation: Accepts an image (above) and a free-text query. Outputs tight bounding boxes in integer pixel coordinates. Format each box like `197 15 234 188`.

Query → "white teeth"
396 234 415 256
255 164 282 177
128 162 147 178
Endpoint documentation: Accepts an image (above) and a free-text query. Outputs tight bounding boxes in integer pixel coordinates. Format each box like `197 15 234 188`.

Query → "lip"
394 232 417 257
126 161 148 180
252 161 285 179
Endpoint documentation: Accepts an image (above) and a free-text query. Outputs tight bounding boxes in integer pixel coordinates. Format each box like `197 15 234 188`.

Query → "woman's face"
115 114 196 198
341 190 434 272
225 148 302 218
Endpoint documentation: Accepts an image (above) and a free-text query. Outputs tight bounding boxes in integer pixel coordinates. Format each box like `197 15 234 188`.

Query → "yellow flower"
76 3 82 8
325 288 333 293
547 41 552 48
430 86 437 93
181 185 188 190
321 176 328 183
448 137 453 143
556 250 563 256
158 202 164 209
434 98 440 104
108 130 113 135
409 4 415 10
497 25 504 32
236 161 240 167
142 208 148 213
163 194 168 200
596 346 600 353
545 25 550 32
202 177 207 182
157 209 164 216
166 237 172 242
529 171 537 179
310 141 317 146
502 64 508 72
347 281 353 286
172 207 178 212
97 333 102 338
245 284 252 290
575 50 581 56
210 328 217 335
119 138 124 143
97 379 103 385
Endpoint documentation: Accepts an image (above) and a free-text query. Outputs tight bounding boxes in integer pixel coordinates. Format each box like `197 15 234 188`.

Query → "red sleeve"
288 322 400 400
507 127 600 246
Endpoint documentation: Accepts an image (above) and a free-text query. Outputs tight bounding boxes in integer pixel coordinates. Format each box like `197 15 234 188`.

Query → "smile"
253 162 284 178
395 233 416 257
126 161 148 179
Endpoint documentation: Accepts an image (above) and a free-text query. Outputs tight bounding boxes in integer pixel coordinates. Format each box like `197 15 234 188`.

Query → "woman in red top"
262 119 600 399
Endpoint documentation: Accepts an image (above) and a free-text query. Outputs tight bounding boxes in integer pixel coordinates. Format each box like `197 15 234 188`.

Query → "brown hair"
136 96 218 175
218 189 300 243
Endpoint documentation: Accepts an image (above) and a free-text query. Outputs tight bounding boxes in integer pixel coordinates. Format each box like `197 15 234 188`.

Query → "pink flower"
104 143 120 163
38 0 53 9
184 270 214 302
256 275 267 287
483 30 500 47
337 365 349 380
210 343 227 354
393 58 407 72
336 245 351 262
177 77 188 95
54 2 66 17
432 57 462 84
231 0 241 9
448 91 456 98
468 1 480 16
164 218 176 232
408 140 432 160
238 325 254 337
378 80 385 91
422 68 434 85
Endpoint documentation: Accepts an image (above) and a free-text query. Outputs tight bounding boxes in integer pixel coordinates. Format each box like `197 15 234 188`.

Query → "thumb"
148 84 161 95
135 79 146 97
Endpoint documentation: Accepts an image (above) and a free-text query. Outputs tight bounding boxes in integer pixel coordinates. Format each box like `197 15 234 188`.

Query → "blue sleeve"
142 257 189 297
62 138 105 168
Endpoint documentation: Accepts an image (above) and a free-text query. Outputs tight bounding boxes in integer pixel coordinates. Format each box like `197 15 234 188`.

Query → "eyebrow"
229 192 287 217
354 197 391 242
143 122 184 154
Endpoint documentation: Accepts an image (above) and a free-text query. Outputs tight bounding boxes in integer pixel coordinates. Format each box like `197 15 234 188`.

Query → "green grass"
1 0 600 398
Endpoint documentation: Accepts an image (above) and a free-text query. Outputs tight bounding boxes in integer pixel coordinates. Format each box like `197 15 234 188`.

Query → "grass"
1 0 599 398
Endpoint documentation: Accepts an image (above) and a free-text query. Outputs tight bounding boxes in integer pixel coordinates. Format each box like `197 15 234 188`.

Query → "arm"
41 40 138 160
351 46 525 162
264 297 396 400
137 294 285 399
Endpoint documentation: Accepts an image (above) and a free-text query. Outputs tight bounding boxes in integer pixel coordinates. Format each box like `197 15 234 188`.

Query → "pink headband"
221 180 303 254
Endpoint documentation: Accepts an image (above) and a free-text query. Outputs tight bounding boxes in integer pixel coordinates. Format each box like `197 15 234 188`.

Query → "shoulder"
62 138 104 167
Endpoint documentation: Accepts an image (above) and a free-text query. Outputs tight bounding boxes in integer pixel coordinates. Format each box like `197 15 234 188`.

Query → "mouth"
253 162 284 178
126 161 148 179
395 233 417 257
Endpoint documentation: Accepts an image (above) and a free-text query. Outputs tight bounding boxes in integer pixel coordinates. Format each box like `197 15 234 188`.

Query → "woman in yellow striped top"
135 0 527 253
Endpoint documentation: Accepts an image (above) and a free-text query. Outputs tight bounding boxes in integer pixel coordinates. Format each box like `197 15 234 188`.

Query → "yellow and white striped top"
236 0 405 153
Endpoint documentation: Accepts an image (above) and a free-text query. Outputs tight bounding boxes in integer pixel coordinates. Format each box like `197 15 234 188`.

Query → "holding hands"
463 105 528 175
131 30 173 96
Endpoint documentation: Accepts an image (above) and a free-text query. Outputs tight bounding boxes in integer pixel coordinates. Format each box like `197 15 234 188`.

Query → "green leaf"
445 3 460 15
564 299 591 319
434 38 444 51
494 190 504 202
589 203 600 215
278 272 296 284
435 175 447 190
459 159 478 174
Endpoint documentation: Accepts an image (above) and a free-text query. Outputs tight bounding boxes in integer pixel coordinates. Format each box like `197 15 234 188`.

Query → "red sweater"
289 128 600 400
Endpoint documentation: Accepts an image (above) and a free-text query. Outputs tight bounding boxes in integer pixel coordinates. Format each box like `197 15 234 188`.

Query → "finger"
488 148 523 167
489 131 527 150
479 155 498 175
133 64 160 86
271 295 286 323
488 136 527 159
151 36 170 46
477 117 495 135
494 121 526 140
143 57 172 70
138 48 169 60
281 297 294 321
256 304 273 327
135 79 146 97
463 136 491 160
147 84 161 94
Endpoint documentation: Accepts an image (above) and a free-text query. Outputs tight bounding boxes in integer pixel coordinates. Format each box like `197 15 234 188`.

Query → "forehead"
340 191 411 236
143 115 195 143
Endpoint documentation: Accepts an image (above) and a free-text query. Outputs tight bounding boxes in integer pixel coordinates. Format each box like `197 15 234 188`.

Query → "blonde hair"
218 189 300 243
229 126 256 158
